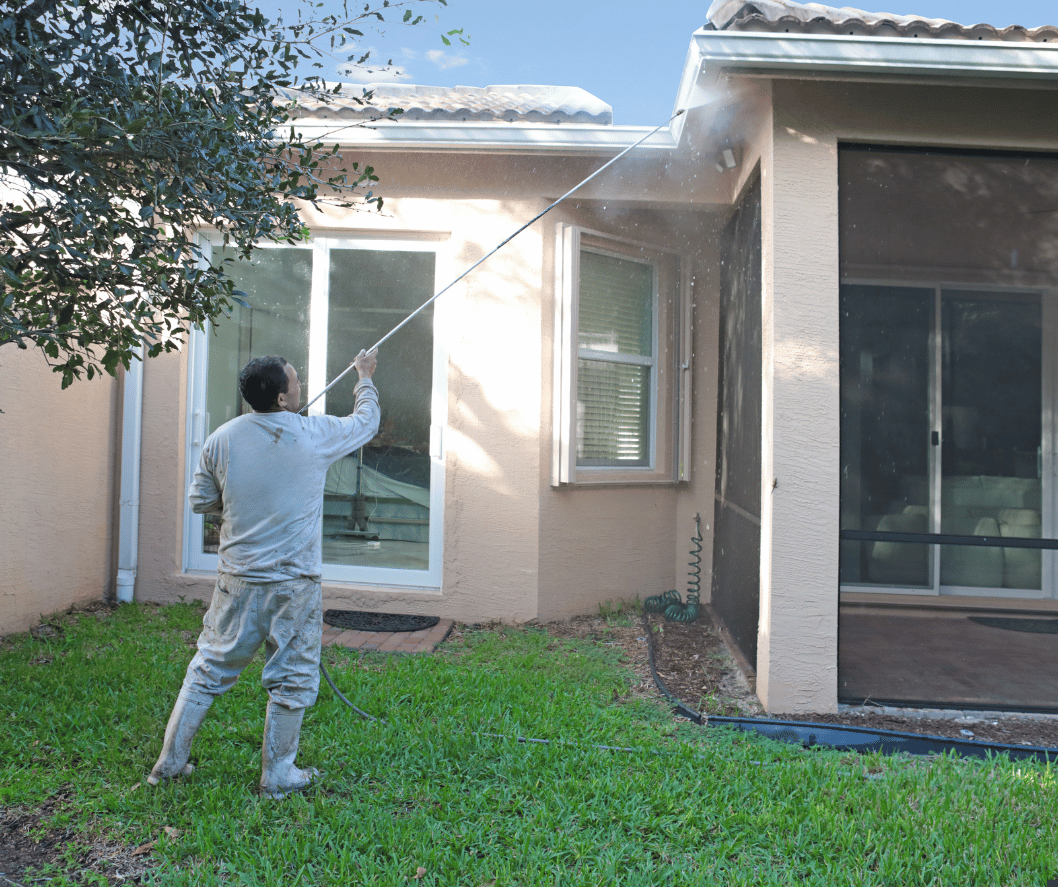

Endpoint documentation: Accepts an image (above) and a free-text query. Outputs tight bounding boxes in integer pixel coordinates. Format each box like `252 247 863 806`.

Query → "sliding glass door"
185 237 446 589
840 283 1053 598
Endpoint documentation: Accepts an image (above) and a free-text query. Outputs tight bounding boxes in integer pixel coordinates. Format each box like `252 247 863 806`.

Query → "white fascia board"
693 29 1058 83
293 119 680 155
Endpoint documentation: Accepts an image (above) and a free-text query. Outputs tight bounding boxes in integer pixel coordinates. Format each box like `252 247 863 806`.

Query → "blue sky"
265 1 1058 126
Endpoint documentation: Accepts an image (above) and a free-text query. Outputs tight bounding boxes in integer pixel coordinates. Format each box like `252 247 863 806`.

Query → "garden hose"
319 659 381 723
643 514 702 623
317 600 1058 763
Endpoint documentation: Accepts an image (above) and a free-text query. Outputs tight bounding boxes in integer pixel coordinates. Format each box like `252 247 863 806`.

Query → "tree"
0 0 461 386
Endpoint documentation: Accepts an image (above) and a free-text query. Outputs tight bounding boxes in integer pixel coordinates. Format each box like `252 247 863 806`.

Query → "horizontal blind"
578 250 653 355
576 248 655 467
577 360 651 465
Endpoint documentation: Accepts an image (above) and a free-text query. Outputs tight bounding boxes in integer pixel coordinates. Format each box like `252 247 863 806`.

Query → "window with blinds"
576 249 656 467
553 224 682 486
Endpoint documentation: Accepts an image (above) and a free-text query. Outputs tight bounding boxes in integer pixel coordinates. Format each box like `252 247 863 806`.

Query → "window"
553 225 684 485
184 235 446 589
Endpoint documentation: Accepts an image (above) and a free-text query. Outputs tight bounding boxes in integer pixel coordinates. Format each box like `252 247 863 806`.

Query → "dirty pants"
179 574 322 710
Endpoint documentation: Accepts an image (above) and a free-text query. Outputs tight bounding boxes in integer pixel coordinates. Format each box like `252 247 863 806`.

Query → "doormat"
324 610 440 633
969 616 1058 634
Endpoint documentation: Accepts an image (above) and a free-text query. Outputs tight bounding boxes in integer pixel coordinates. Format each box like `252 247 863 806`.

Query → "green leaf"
0 0 445 385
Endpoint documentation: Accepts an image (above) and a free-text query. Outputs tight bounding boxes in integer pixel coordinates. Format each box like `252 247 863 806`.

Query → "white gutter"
293 120 682 154
116 345 144 604
692 29 1058 83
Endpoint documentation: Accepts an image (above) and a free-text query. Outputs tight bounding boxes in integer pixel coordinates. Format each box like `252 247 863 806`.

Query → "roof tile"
706 0 1058 42
288 84 613 125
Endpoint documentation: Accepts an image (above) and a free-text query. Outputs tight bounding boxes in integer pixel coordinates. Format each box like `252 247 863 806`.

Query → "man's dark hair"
239 356 289 411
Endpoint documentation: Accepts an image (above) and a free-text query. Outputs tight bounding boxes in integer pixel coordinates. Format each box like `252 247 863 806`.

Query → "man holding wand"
148 348 380 797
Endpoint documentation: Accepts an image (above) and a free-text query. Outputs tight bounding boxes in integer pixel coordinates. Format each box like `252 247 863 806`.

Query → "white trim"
293 119 682 153
183 267 214 575
552 224 682 486
290 28 1058 155
694 29 1058 83
182 234 449 590
116 345 145 603
307 238 330 417
553 224 578 486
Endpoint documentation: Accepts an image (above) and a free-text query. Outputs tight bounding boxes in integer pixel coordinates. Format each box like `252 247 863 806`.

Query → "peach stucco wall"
132 194 547 622
0 347 119 633
756 95 841 714
535 200 723 620
745 78 1058 713
129 147 731 625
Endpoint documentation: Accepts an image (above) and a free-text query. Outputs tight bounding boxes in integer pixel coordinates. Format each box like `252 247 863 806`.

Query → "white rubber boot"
260 703 319 799
147 690 212 785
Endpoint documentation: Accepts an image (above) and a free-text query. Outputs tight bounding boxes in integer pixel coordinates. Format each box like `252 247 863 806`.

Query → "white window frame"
183 233 449 591
552 223 686 486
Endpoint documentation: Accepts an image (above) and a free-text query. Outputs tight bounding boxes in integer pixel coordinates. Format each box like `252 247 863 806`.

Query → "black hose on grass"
320 660 381 723
316 608 1058 764
642 613 1058 764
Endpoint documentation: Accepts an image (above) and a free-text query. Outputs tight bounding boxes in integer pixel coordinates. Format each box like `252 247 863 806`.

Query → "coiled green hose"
643 514 702 623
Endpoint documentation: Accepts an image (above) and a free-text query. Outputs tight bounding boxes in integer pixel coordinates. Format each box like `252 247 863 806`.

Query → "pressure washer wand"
300 108 685 414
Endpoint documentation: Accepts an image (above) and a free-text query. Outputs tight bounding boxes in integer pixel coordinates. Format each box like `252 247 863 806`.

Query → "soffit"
683 1 1058 97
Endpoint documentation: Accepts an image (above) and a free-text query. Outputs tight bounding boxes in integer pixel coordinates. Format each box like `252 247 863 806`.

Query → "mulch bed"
638 609 1058 750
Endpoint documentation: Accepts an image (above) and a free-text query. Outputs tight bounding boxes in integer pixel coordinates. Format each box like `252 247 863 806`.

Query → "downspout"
116 345 145 603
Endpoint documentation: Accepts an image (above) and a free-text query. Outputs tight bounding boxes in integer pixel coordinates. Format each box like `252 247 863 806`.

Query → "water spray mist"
300 107 688 414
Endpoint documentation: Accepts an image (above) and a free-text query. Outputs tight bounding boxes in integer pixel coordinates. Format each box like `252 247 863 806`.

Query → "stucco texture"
737 79 1058 713
0 347 119 633
757 107 841 713
131 147 730 628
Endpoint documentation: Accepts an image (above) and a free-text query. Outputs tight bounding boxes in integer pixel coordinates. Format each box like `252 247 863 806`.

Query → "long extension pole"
300 108 685 414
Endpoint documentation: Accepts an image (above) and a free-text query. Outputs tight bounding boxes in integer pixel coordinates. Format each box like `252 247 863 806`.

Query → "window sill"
552 467 679 487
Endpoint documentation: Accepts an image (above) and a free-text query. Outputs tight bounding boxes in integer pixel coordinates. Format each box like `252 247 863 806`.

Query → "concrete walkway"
840 609 1058 710
322 619 454 654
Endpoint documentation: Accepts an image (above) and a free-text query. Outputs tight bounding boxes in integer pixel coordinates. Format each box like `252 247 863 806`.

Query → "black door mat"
969 616 1058 634
324 610 440 633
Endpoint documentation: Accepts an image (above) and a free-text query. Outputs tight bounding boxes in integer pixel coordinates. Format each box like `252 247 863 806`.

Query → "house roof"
291 1 1058 154
705 0 1058 42
290 84 613 126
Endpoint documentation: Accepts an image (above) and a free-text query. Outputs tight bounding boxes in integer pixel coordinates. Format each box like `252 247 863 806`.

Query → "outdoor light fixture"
715 146 740 173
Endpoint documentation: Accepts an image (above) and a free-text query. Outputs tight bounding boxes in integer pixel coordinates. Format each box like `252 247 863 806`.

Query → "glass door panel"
939 292 1042 593
202 246 312 554
841 284 1049 598
840 285 932 588
321 248 435 572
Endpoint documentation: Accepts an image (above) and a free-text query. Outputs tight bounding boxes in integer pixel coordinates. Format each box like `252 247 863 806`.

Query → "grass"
2 603 1058 885
596 597 639 627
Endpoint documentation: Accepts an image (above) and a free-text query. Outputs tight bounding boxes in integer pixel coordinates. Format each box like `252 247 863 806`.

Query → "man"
148 349 380 797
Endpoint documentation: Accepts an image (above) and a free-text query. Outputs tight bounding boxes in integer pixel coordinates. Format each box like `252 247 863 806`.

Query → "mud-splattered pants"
179 574 322 710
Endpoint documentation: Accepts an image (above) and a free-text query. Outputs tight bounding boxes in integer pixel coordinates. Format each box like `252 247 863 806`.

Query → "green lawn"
1 602 1056 886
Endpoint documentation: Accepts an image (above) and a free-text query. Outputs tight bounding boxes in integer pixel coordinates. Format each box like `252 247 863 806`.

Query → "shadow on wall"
439 196 725 617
